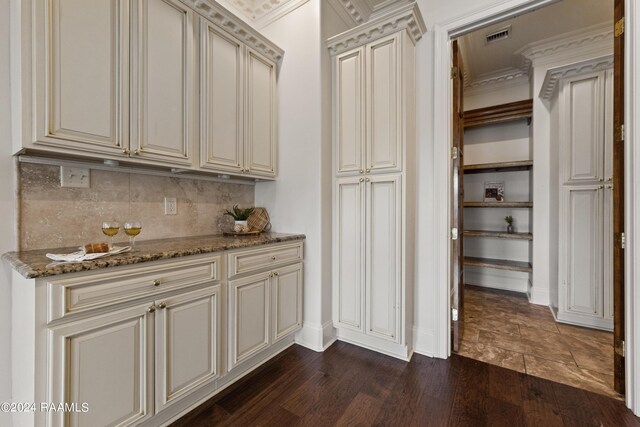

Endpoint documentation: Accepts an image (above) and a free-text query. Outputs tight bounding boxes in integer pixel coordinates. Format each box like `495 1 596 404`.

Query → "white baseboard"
412 327 436 358
294 321 335 352
528 285 550 305
465 269 529 294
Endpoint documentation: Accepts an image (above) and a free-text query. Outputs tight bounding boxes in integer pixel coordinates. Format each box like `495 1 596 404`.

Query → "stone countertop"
2 233 305 279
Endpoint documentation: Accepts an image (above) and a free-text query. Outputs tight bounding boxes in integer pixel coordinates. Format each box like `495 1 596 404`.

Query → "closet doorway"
449 0 625 400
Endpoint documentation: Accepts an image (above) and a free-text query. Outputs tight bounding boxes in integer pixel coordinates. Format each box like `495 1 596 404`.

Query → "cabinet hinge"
621 232 626 249
451 227 459 240
451 146 458 160
452 308 459 322
615 17 625 37
450 66 459 79
615 339 625 357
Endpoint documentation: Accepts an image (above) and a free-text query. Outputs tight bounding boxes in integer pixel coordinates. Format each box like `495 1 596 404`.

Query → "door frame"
430 0 640 414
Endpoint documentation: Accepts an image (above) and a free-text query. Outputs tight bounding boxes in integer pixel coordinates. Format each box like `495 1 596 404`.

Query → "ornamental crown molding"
184 0 285 63
517 21 613 65
539 55 613 100
326 2 426 55
326 0 370 25
467 67 529 90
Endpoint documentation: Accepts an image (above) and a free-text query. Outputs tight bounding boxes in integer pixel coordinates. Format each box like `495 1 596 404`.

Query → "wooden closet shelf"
464 230 533 240
464 257 532 273
464 160 533 174
464 99 533 128
464 201 533 208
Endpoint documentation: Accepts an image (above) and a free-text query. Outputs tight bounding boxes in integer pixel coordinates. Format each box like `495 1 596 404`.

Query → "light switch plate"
164 197 177 215
60 167 90 188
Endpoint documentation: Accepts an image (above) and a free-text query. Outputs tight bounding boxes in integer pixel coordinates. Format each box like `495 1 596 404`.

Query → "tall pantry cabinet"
328 4 425 360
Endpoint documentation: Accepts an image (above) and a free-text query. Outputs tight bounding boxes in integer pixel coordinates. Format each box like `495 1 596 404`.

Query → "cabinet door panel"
272 263 303 342
561 73 604 183
156 286 220 412
563 186 603 317
366 34 401 174
38 0 125 153
229 273 270 369
365 175 401 341
201 21 244 172
335 48 364 175
334 177 364 331
48 303 153 427
246 49 277 177
133 0 194 165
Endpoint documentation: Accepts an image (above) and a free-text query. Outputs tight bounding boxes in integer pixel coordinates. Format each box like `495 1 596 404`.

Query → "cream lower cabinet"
228 246 303 370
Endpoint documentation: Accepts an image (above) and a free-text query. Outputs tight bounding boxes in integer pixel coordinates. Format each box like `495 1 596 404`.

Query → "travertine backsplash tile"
18 163 254 250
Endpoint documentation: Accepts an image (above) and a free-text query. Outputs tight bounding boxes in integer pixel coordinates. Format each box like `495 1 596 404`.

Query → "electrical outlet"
60 167 90 188
164 197 177 215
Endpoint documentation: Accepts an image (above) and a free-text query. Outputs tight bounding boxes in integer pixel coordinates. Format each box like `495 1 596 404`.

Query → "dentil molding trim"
184 0 285 63
326 2 426 55
539 55 614 100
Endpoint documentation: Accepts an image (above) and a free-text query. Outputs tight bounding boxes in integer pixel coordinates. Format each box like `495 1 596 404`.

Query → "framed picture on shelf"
484 181 505 202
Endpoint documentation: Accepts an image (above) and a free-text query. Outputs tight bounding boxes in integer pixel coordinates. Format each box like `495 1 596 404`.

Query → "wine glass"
124 221 142 249
101 221 120 250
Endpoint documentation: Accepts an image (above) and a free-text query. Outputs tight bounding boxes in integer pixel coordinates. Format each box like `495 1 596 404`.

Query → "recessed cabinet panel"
156 286 220 412
335 178 364 331
272 263 303 342
365 175 400 341
366 34 401 174
336 48 364 175
48 304 153 427
564 186 603 316
40 0 124 152
246 49 277 177
562 73 604 183
229 274 270 369
201 21 244 172
133 0 193 164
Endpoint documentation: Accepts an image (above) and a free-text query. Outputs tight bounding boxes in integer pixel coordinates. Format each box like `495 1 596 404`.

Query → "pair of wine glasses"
102 221 142 249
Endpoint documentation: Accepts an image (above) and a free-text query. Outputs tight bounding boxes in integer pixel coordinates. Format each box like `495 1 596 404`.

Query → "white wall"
0 0 15 406
254 0 348 350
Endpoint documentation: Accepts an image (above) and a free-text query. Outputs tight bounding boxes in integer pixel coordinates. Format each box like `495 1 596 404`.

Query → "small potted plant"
504 215 514 234
224 205 255 233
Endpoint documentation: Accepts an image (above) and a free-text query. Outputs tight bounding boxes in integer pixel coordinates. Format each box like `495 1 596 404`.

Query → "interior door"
451 40 465 353
612 0 625 395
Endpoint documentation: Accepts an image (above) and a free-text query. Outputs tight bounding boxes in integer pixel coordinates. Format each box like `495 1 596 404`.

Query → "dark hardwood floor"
172 341 639 426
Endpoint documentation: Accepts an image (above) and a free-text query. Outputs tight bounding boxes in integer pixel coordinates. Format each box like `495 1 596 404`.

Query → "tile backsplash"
18 163 255 250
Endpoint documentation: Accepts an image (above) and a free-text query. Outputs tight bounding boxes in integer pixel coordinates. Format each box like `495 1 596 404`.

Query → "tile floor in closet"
457 285 621 399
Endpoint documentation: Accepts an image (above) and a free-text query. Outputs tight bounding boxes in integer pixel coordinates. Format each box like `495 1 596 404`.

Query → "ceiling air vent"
485 26 512 45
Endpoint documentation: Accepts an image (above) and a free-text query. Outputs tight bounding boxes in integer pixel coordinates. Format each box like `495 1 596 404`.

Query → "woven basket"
247 208 271 232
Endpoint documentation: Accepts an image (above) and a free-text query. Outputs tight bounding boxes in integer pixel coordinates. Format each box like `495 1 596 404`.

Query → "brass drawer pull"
157 302 167 309
147 305 156 313
153 279 161 287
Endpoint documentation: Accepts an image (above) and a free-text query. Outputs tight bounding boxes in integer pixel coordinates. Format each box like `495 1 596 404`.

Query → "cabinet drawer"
228 242 303 278
47 255 220 322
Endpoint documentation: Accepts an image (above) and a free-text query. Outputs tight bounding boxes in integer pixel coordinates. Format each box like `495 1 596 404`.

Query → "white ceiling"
458 0 613 87
220 0 310 27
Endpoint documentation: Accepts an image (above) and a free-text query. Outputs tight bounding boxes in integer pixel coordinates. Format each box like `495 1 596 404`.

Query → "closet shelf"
464 257 532 273
464 230 533 240
464 201 533 208
464 160 533 174
464 99 533 128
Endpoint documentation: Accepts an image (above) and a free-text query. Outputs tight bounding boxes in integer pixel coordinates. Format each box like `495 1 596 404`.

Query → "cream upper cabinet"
335 48 365 175
48 302 154 427
200 20 244 173
245 48 278 178
33 0 128 156
329 3 423 360
334 34 402 176
131 0 195 165
19 0 282 177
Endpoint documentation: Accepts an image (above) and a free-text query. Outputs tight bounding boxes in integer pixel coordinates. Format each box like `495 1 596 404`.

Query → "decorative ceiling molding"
185 0 284 63
517 22 613 64
326 0 370 25
214 0 310 29
467 67 529 90
539 55 613 100
326 2 426 55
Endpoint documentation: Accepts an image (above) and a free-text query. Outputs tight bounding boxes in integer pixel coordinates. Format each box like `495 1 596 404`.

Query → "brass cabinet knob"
365 168 371 173
274 272 279 276
268 272 274 278
122 148 130 155
271 255 276 260
359 170 364 174
147 305 156 313
365 178 370 182
133 149 141 155
157 302 167 309
153 279 161 287
359 178 364 182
